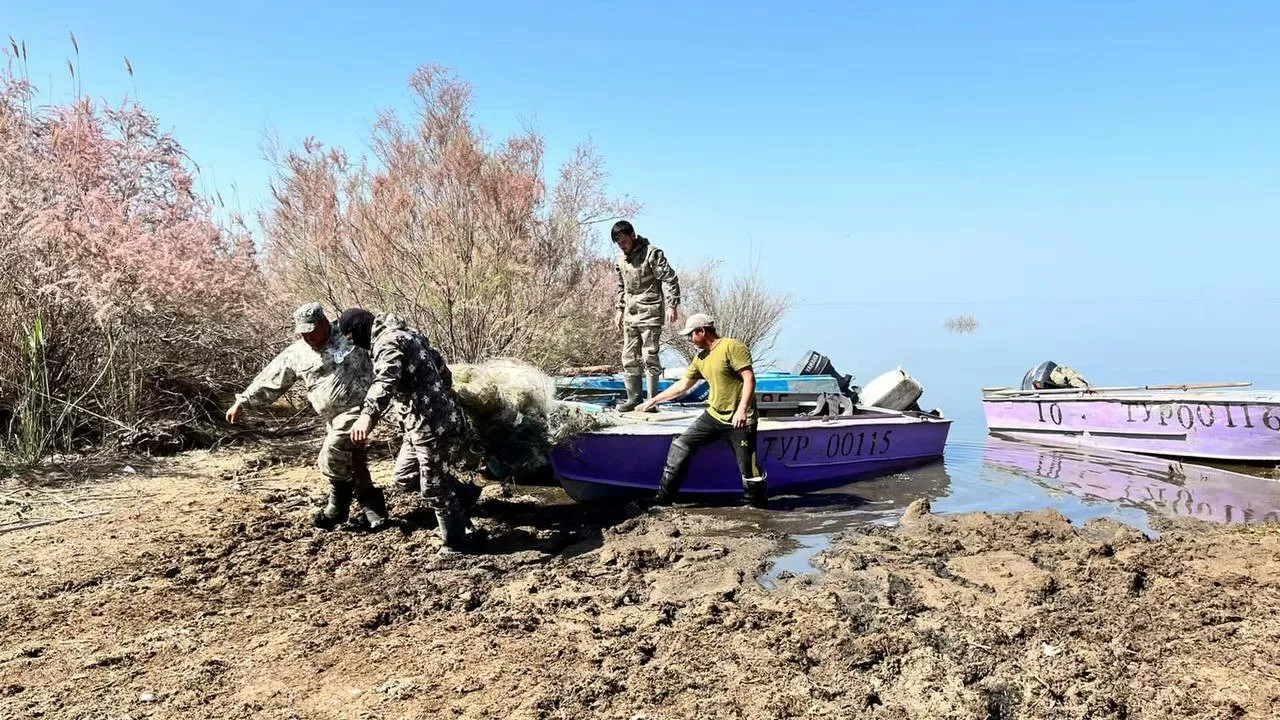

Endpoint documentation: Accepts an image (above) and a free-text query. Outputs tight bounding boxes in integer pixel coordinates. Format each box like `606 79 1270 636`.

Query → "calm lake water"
684 298 1280 581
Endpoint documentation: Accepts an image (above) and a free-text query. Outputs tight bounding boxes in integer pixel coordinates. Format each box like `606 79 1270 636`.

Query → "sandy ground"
2 440 1280 720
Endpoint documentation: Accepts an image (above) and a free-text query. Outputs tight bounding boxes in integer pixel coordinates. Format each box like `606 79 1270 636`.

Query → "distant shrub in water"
0 57 272 461
945 315 979 334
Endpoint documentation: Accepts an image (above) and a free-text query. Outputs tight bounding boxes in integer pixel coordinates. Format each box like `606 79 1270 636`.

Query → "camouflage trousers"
392 429 462 513
621 324 663 377
318 407 375 493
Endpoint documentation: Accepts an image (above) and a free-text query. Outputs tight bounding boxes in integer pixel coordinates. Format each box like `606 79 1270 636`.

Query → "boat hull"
551 410 952 501
982 436 1280 525
982 389 1280 462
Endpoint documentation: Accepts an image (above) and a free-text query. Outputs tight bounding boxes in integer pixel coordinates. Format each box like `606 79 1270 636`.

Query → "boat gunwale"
982 390 1280 404
574 410 952 437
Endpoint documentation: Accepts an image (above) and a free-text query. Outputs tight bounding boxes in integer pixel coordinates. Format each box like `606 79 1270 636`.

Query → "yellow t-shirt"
683 338 756 424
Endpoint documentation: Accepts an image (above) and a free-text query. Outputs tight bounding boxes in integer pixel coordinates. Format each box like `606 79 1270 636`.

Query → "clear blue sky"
7 1 1279 307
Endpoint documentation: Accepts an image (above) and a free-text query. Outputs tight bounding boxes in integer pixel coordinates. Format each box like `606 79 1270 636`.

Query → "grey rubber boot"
313 483 353 529
615 374 644 412
434 506 468 553
644 372 662 412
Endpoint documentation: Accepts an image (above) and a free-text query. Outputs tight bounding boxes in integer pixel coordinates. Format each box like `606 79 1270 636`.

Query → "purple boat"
983 436 1280 525
982 383 1280 463
551 408 952 502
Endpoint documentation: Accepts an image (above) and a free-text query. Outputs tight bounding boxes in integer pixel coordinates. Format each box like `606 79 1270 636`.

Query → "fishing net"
451 358 617 480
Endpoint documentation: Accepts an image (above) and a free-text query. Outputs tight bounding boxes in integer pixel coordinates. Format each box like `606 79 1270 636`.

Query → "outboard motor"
1021 361 1057 390
794 350 857 401
1021 361 1090 390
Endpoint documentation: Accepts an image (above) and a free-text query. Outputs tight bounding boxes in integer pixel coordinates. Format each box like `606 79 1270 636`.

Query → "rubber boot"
644 373 661 413
449 477 482 511
354 486 390 531
742 474 768 509
313 483 353 529
615 374 644 412
651 438 694 506
434 506 468 553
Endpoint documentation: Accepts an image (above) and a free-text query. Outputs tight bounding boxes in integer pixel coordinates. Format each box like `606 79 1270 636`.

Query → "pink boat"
982 381 1280 463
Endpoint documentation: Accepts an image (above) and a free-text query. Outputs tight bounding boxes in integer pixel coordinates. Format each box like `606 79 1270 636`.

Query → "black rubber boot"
450 477 482 511
742 474 768 509
615 374 643 412
354 486 390 531
313 483 353 529
652 438 693 506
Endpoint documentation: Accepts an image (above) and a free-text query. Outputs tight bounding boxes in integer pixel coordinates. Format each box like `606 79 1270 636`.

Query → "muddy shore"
2 442 1279 719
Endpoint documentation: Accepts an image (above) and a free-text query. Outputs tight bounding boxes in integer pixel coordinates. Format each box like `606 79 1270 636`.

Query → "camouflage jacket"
363 314 463 438
614 236 680 327
235 332 372 421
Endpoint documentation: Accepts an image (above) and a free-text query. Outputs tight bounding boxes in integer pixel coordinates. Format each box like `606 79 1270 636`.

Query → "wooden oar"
984 381 1253 397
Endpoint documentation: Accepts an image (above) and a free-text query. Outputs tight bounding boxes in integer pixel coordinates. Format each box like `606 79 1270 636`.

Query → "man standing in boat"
635 313 767 508
611 220 681 412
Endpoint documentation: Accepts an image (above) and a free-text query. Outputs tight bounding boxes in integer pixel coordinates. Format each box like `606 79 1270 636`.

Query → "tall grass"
15 315 56 463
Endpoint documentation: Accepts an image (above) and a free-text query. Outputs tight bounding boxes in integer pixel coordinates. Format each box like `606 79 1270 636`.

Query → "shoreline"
2 444 1278 719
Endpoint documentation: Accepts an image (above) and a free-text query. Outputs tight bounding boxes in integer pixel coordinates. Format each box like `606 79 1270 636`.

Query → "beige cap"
677 313 715 336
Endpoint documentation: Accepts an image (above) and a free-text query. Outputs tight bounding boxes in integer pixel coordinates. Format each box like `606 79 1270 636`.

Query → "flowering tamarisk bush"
262 64 634 371
0 65 273 459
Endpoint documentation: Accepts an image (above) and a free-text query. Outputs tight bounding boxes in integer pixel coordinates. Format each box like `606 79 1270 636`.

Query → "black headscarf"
337 308 376 350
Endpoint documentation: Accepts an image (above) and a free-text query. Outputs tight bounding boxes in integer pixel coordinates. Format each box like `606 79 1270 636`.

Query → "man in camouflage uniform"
226 302 389 530
611 220 681 412
337 308 481 506
349 312 470 552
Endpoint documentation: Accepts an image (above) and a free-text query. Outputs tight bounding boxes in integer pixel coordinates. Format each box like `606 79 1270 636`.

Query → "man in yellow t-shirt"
635 313 766 507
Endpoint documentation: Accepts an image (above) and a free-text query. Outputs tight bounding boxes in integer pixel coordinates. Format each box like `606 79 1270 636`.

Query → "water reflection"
692 459 954 538
980 435 1280 526
686 461 955 590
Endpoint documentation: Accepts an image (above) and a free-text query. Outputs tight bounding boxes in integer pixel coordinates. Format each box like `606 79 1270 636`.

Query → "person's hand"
614 311 623 330
635 400 655 413
665 306 678 325
350 414 374 445
732 408 748 429
225 403 243 425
